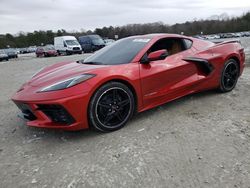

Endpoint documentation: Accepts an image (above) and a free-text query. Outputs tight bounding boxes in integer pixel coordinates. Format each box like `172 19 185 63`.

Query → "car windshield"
93 38 104 45
66 40 79 46
45 46 55 50
82 37 151 65
89 36 104 45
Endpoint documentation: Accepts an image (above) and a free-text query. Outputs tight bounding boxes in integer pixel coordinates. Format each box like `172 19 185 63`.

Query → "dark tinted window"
183 39 193 49
148 38 186 56
82 37 151 65
79 36 89 43
89 35 104 45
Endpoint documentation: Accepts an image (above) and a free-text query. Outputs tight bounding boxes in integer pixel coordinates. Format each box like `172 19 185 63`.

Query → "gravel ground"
0 40 250 187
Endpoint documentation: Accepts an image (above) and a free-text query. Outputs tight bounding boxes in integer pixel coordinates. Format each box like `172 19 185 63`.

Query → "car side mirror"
141 49 168 64
148 49 168 61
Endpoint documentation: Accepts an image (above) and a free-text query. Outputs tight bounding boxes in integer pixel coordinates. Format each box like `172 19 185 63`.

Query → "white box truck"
54 36 82 55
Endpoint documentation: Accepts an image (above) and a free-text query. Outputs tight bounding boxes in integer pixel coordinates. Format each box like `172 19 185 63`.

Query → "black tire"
219 59 239 92
88 82 135 132
66 51 71 55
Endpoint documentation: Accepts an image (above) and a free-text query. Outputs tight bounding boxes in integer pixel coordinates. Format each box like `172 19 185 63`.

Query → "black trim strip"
183 57 214 74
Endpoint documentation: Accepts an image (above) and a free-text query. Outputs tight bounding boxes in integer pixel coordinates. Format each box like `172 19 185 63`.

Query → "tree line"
0 12 250 49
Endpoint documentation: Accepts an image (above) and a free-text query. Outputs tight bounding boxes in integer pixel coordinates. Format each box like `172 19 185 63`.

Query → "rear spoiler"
212 39 241 45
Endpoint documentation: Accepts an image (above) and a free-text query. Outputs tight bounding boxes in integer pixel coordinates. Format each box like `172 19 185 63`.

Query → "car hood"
28 61 106 87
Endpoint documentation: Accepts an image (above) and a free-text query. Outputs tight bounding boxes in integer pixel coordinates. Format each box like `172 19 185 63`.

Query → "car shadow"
130 89 219 123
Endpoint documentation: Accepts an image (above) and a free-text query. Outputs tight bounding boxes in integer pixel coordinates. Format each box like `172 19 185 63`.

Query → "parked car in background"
4 48 18 58
15 48 20 54
193 35 206 40
79 35 105 53
36 45 58 57
28 46 37 53
204 35 220 40
242 31 250 37
104 39 115 46
221 33 235 38
0 50 9 61
54 36 82 55
19 48 30 54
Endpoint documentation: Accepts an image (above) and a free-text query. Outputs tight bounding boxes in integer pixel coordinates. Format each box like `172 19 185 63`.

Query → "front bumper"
93 45 105 51
12 83 92 131
67 49 82 54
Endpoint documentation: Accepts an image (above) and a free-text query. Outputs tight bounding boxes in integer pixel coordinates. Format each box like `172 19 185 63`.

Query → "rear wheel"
88 82 135 132
219 59 239 92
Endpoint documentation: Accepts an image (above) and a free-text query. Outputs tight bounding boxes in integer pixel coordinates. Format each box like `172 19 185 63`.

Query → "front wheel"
88 82 135 132
219 59 239 92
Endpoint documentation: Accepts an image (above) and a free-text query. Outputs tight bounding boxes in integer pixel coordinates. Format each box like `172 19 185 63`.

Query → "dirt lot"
0 39 250 187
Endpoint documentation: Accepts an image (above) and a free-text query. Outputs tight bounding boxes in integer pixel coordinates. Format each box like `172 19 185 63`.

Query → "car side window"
183 39 193 49
79 37 89 44
147 38 186 57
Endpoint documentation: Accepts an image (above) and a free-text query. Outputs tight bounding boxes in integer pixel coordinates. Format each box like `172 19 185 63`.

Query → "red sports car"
12 34 245 132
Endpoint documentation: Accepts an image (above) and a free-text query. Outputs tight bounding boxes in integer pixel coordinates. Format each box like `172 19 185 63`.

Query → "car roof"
129 33 189 40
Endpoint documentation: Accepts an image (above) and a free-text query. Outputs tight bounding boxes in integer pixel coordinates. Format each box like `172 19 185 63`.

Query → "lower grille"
73 47 80 50
15 103 37 121
37 104 75 125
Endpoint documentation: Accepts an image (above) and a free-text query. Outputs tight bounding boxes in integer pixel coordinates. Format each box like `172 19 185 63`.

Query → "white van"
54 36 82 55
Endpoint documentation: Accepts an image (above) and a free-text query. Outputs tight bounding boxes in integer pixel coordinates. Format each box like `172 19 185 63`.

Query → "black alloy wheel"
219 59 239 92
89 82 135 132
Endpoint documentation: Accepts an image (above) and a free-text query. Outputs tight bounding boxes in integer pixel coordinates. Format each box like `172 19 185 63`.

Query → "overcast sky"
0 0 250 34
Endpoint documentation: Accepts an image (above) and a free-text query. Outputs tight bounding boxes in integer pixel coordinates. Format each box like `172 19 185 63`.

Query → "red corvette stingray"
12 34 245 132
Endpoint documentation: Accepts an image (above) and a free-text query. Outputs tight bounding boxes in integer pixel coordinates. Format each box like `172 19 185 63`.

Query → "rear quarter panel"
191 40 245 89
209 42 245 76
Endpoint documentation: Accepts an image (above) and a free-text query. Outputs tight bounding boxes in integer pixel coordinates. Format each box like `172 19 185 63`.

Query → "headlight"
39 74 96 92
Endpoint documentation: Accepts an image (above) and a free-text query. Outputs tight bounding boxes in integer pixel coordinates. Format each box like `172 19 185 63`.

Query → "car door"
80 37 90 52
139 38 199 108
